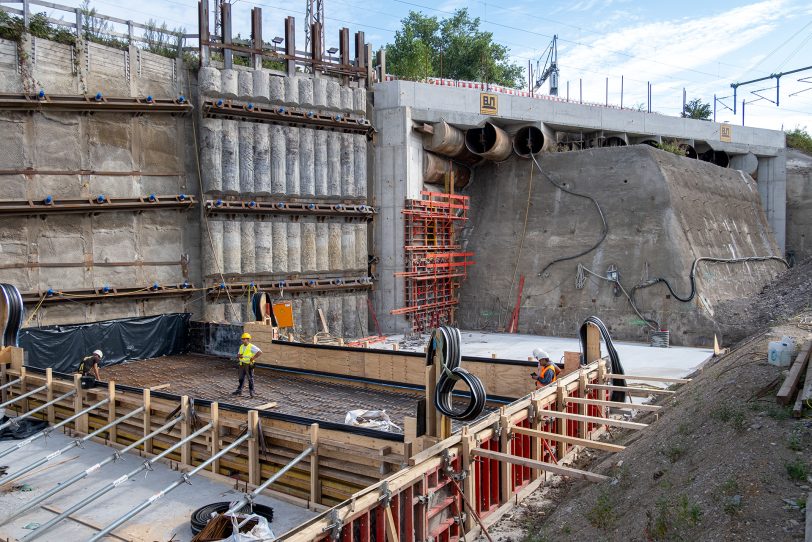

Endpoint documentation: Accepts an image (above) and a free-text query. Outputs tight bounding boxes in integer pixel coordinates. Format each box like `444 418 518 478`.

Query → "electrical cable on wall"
577 264 659 330
427 326 487 421
529 154 608 277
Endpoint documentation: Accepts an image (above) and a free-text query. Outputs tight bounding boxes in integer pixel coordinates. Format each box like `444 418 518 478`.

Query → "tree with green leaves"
386 9 524 88
682 98 712 120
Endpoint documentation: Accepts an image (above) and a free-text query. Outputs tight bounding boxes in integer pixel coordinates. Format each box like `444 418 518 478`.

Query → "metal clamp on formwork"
378 481 392 507
322 509 344 542
442 449 467 481
0 93 193 115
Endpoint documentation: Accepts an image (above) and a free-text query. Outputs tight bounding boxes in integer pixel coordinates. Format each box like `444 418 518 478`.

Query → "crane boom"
533 35 559 96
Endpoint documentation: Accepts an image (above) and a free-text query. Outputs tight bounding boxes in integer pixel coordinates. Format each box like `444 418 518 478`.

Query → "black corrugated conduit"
0 284 24 347
579 316 626 403
427 326 487 421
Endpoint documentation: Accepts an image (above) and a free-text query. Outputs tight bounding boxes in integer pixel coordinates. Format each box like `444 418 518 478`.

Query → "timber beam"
510 426 625 453
472 448 609 483
564 396 662 412
537 409 648 430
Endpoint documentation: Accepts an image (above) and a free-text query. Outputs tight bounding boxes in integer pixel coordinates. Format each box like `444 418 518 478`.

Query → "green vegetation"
586 490 616 529
385 8 523 87
785 459 808 481
786 126 812 154
0 11 75 45
711 404 747 432
681 97 712 120
646 495 701 539
664 443 686 463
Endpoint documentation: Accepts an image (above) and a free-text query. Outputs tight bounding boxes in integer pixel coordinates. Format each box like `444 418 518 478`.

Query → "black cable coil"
578 316 627 403
251 290 278 325
190 502 275 534
0 284 24 347
426 326 487 422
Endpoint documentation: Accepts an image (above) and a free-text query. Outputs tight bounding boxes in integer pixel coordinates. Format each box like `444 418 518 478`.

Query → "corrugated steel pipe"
423 152 472 189
513 126 545 158
464 122 513 162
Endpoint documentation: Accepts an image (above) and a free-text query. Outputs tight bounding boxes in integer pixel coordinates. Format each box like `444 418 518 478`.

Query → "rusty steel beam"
0 169 182 177
202 100 371 134
21 283 196 305
207 276 372 298
0 260 184 271
204 199 374 218
0 195 196 216
0 93 192 115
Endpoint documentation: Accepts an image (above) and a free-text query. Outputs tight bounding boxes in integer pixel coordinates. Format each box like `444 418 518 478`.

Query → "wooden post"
585 324 601 363
248 410 260 485
578 370 588 439
309 423 320 505
0 359 7 403
19 366 27 413
555 381 567 459
460 426 476 532
181 395 191 465
143 388 152 454
73 373 87 434
45 367 54 424
107 381 117 443
530 397 543 481
425 365 437 438
499 409 511 504
597 360 608 417
210 402 220 474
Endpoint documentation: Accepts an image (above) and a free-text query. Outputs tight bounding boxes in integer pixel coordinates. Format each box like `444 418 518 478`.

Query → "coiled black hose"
251 290 278 325
0 284 24 347
190 502 274 534
427 326 487 422
579 316 626 403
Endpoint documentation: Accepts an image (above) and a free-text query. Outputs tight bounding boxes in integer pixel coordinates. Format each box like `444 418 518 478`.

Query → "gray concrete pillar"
269 75 285 104
200 118 222 193
314 131 328 196
272 219 288 273
757 153 787 251
340 133 355 198
252 70 270 103
226 300 242 324
203 302 225 323
291 298 303 337
238 72 254 193
242 303 254 324
328 222 342 271
198 66 221 96
316 222 329 271
300 296 316 341
255 221 273 273
355 222 367 270
356 293 369 337
302 220 317 272
287 221 302 273
241 221 256 275
326 80 341 110
300 128 315 196
313 78 328 108
237 70 252 100
221 69 238 98
328 296 343 339
253 71 271 194
353 87 366 116
285 127 300 195
354 134 367 198
202 219 223 280
342 295 356 338
221 120 239 193
298 77 314 108
341 223 355 270
327 132 341 196
270 126 286 194
284 76 298 106
223 221 241 274
340 86 354 112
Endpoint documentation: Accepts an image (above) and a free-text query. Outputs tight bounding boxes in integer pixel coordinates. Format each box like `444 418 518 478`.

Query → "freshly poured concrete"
0 431 314 541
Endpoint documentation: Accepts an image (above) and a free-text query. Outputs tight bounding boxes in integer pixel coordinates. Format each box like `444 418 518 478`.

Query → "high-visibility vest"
535 364 557 388
238 343 257 365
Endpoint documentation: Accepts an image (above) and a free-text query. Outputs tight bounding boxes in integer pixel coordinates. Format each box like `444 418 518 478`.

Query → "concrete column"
354 134 367 198
238 72 254 193
328 296 343 339
222 120 239 193
314 131 328 196
255 221 273 273
223 221 241 274
252 70 270 103
356 293 369 337
340 133 355 197
270 126 286 194
291 298 303 337
328 222 342 271
300 296 315 341
253 72 271 194
269 75 285 104
340 86 354 112
221 68 238 98
202 219 223 281
200 118 222 193
198 66 221 96
300 128 315 196
242 303 254 324
313 78 328 108
757 153 787 251
353 87 366 116
316 222 329 271
241 221 256 275
204 301 225 323
284 76 298 106
355 222 367 270
326 81 341 110
298 77 314 108
287 221 302 273
341 223 355 270
302 220 317 272
272 219 288 273
327 132 341 196
286 127 300 195
342 295 356 338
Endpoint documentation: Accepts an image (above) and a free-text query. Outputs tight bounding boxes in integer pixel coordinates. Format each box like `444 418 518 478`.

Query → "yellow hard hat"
241 333 251 339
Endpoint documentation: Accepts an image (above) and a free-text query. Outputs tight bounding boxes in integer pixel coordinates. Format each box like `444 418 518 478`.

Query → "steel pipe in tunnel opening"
513 125 545 158
699 149 730 168
423 152 472 189
679 143 698 159
464 122 512 162
424 119 466 156
601 136 627 147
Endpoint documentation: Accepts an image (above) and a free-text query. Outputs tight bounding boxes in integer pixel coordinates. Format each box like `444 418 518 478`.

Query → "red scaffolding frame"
392 191 474 333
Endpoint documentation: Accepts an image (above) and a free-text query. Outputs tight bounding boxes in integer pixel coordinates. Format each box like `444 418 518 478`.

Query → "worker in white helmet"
78 349 103 380
530 348 559 388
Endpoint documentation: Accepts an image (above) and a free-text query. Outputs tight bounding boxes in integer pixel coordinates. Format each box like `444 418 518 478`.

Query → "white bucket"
768 338 796 367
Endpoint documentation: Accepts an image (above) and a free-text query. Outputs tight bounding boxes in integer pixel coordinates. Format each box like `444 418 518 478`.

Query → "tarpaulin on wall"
19 313 190 373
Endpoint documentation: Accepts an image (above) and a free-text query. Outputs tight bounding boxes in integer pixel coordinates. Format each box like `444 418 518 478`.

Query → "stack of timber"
776 339 812 417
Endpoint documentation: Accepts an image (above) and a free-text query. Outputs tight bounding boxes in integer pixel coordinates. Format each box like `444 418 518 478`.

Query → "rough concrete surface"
785 149 812 263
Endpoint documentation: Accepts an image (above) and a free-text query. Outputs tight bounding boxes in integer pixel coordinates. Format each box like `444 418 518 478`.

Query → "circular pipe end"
513 126 545 158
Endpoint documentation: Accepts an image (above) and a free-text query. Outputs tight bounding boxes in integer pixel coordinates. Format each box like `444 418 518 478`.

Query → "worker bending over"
233 333 262 398
78 350 103 380
530 348 560 388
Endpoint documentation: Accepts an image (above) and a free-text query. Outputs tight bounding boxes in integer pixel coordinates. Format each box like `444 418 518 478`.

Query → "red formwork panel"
475 436 500 519
510 417 533 493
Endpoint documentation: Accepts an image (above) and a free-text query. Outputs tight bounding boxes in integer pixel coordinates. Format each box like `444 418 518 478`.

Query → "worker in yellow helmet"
232 332 262 398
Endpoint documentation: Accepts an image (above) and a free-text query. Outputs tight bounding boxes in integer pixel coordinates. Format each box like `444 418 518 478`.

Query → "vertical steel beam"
251 7 263 70
285 16 296 76
339 27 350 85
222 1 232 69
199 0 210 66
311 22 322 73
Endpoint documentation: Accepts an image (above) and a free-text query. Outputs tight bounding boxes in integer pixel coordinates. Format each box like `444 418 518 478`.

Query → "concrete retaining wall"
786 149 812 263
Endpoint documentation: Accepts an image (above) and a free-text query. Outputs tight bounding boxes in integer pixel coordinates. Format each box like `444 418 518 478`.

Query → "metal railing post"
22 0 29 28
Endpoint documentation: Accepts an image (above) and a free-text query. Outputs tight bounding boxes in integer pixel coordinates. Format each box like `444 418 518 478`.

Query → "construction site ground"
0 430 314 542
484 259 812 542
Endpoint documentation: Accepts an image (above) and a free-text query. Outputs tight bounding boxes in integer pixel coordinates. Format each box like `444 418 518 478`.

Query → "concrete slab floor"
0 431 314 542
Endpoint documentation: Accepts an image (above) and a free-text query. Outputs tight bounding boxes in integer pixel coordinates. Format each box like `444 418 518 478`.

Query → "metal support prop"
21 421 214 542
0 389 76 432
1 415 183 526
0 397 109 460
88 430 251 542
0 406 144 487
229 445 314 527
0 378 21 392
0 384 47 409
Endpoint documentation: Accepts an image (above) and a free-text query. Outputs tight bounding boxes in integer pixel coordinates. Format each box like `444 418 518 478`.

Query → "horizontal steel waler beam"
21 283 196 305
204 198 375 219
202 100 372 134
0 195 197 216
0 93 193 115
207 276 373 297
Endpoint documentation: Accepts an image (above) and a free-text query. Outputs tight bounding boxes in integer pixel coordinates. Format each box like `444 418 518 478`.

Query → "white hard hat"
532 348 549 360
93 350 103 359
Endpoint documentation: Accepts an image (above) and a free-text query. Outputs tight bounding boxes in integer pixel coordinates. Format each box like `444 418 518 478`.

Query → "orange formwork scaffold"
392 191 474 333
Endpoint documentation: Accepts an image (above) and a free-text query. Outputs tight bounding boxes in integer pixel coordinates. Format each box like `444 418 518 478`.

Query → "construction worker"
233 332 262 398
530 348 559 388
78 350 103 380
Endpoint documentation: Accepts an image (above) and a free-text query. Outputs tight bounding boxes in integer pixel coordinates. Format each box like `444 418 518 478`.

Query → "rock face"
456 145 785 347
785 148 812 264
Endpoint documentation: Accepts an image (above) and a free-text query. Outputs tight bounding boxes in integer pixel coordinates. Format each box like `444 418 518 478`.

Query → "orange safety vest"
535 364 557 388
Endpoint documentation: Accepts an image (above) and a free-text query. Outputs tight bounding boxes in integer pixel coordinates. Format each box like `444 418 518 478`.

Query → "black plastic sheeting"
18 314 190 373
0 417 48 440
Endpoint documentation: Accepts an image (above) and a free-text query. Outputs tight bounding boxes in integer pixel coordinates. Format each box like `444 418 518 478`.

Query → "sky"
26 0 812 131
